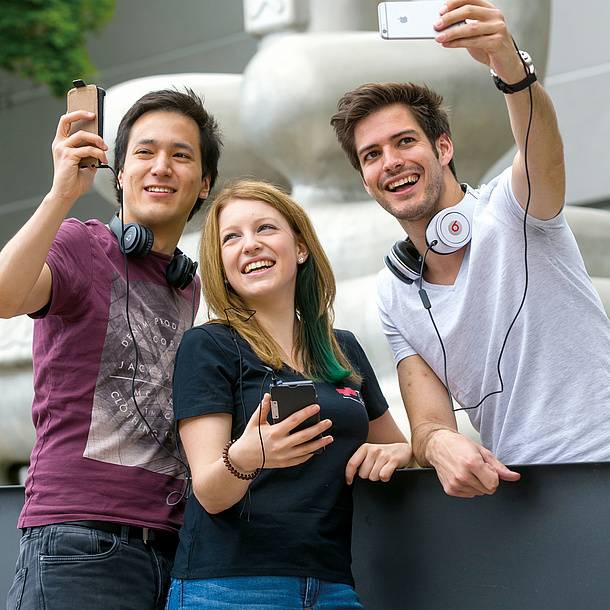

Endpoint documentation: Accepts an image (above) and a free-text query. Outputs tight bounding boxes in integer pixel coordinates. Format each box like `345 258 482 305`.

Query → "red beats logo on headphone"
425 186 477 254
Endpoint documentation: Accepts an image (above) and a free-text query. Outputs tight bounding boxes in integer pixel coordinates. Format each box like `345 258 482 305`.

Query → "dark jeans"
6 523 176 610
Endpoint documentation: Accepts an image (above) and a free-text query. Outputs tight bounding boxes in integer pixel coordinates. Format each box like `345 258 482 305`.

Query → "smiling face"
218 198 308 311
118 110 210 247
354 103 453 226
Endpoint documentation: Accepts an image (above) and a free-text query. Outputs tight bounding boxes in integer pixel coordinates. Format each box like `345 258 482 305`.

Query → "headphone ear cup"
166 250 198 290
125 224 154 258
108 213 154 258
384 239 423 284
425 186 477 255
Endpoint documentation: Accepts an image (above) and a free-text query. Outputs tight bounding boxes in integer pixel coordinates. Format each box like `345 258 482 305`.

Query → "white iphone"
378 1 465 40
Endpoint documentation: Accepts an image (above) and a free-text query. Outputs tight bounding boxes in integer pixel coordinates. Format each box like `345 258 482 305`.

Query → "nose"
382 148 404 173
151 151 172 176
242 231 262 254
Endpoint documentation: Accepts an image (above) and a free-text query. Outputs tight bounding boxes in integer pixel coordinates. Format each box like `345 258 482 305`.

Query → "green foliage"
0 0 116 97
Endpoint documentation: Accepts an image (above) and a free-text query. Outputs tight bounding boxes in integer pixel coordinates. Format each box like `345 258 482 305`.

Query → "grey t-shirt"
377 168 610 464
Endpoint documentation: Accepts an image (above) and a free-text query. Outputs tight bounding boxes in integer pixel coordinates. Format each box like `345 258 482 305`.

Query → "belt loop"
120 525 130 543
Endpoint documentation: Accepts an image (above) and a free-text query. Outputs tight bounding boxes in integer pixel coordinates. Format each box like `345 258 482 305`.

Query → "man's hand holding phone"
47 80 108 207
49 110 108 207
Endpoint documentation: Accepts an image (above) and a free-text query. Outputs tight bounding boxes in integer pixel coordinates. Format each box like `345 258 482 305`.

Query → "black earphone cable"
417 242 454 410
418 40 534 412
223 307 266 522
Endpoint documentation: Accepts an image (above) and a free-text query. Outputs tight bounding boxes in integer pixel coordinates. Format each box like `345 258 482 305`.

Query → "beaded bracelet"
222 439 261 481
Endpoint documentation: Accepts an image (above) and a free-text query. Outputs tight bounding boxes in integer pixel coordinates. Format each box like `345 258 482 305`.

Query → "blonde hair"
200 178 358 383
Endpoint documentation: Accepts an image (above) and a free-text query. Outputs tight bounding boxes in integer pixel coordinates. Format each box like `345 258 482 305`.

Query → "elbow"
194 495 229 515
548 148 566 179
0 301 21 319
191 480 231 515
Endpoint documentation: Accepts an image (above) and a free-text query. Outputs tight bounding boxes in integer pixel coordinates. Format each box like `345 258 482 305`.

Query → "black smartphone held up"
269 380 324 453
66 79 106 168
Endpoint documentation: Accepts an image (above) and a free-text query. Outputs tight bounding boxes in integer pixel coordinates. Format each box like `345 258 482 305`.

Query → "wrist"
418 426 456 467
491 50 537 94
45 188 79 210
222 439 260 480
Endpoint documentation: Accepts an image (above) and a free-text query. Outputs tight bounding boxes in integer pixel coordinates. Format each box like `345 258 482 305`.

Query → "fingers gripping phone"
378 1 465 40
270 380 324 453
66 79 106 168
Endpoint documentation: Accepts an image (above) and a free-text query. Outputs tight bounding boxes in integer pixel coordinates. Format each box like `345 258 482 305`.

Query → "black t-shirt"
172 323 388 586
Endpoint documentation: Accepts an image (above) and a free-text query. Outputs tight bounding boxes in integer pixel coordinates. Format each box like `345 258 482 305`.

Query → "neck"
253 301 301 371
151 233 180 256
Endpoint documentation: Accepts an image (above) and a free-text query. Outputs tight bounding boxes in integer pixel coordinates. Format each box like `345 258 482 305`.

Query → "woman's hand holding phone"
228 393 333 475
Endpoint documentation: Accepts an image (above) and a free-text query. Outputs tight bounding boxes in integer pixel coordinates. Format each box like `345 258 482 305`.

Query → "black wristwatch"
491 50 537 94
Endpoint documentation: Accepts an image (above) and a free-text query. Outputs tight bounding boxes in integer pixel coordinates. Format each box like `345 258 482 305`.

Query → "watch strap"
491 50 537 94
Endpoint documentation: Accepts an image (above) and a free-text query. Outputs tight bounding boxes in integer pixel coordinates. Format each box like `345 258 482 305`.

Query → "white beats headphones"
385 185 478 284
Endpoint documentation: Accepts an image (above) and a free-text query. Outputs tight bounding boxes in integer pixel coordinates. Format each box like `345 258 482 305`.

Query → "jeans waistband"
57 520 178 547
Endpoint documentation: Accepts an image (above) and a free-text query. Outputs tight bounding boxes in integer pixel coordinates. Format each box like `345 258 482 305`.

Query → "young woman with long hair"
167 179 412 609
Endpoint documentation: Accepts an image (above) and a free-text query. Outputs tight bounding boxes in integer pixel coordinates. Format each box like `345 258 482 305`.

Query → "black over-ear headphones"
108 213 198 290
384 185 478 284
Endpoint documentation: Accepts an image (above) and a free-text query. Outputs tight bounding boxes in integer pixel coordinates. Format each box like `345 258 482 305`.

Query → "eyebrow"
132 138 197 156
356 128 419 158
220 216 279 231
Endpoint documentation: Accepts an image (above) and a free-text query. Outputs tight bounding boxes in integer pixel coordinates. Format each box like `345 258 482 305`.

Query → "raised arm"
0 110 108 317
398 354 519 497
436 0 565 219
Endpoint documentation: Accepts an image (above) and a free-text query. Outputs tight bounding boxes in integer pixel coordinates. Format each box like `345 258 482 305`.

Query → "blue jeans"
6 523 175 610
166 575 364 609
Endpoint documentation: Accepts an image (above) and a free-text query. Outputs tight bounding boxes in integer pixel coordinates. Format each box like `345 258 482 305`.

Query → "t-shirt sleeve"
487 166 566 231
376 269 418 364
173 324 240 421
336 329 389 422
33 218 94 319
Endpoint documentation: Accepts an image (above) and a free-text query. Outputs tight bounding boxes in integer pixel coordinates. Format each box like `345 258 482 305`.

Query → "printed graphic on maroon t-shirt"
84 271 190 477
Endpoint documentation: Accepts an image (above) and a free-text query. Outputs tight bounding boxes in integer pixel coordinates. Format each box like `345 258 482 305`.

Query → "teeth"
146 186 174 193
388 176 418 191
244 260 274 274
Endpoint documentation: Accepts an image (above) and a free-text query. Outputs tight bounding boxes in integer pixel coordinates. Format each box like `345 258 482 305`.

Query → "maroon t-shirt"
19 218 199 533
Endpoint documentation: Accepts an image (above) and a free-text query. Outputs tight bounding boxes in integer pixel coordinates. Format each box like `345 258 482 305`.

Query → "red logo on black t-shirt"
336 387 364 405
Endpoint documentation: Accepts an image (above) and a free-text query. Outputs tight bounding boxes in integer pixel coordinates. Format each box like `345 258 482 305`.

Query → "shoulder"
333 328 357 349
376 266 402 302
179 322 234 351
174 323 240 380
56 218 105 240
47 219 105 277
177 322 240 364
333 328 368 365
51 218 115 262
477 168 566 231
